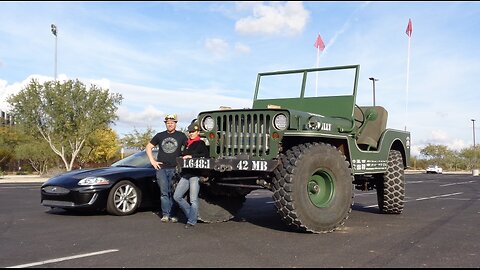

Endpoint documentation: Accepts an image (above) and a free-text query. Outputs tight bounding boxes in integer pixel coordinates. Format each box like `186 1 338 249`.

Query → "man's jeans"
156 168 176 217
173 176 200 225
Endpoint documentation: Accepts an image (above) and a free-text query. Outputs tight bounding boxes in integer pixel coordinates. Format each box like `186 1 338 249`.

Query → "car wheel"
107 180 142 216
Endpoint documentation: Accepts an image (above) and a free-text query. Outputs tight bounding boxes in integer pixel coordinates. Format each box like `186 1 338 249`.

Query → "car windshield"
111 150 157 168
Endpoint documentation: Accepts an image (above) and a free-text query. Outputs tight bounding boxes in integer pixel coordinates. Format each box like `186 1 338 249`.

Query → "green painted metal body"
193 65 410 176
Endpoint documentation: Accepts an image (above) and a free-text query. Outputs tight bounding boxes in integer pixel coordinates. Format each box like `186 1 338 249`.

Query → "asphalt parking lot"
0 173 478 268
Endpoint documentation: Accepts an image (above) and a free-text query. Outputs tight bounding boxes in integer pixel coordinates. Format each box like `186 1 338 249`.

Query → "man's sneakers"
184 223 194 229
160 216 169 223
161 216 178 223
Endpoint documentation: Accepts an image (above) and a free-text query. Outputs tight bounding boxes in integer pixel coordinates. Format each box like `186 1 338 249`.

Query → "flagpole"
315 46 320 96
405 29 411 131
314 33 325 97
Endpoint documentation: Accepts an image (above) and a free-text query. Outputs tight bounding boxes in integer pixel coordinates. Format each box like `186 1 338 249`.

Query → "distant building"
0 110 14 126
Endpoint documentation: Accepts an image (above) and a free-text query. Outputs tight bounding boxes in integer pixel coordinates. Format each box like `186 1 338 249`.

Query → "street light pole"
472 119 477 169
369 77 379 106
51 24 57 81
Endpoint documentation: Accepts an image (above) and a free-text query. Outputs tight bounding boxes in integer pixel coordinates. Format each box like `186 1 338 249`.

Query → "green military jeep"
177 65 410 233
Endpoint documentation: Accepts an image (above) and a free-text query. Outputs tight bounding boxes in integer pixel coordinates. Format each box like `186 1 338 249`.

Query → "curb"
0 175 49 183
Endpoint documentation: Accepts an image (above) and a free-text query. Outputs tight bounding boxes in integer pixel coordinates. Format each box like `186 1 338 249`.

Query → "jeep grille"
214 113 272 158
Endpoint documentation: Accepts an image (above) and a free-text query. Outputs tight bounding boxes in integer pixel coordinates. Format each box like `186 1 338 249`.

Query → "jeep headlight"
273 114 288 130
202 116 215 131
78 176 110 186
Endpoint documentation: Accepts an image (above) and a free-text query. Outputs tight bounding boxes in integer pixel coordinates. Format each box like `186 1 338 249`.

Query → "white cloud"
0 74 111 111
235 2 309 36
88 78 111 90
110 81 252 134
205 38 230 58
430 130 449 143
234 42 251 54
410 145 420 157
414 130 468 157
0 74 57 111
428 131 467 151
204 39 251 59
116 105 165 128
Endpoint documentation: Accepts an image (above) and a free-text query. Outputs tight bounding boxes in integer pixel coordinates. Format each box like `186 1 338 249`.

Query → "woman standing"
173 121 209 229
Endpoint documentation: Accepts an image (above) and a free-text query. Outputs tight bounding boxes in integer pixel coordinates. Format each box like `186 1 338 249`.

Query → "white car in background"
426 165 443 174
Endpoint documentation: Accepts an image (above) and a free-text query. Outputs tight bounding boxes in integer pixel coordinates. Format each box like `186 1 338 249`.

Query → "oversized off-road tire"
197 195 245 223
376 149 405 214
173 177 245 223
272 142 354 233
106 180 142 216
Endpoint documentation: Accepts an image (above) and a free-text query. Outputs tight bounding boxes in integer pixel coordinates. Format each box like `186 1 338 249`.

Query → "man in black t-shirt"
146 113 187 222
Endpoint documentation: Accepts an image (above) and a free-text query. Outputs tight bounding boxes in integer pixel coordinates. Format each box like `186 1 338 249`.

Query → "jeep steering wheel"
354 104 365 128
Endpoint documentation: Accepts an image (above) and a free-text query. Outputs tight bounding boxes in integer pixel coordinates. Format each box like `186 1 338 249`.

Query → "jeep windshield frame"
252 65 360 120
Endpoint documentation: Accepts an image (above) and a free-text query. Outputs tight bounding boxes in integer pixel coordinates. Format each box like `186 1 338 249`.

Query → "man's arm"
146 142 162 170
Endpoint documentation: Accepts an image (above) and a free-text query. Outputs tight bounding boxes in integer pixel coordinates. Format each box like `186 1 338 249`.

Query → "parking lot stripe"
362 192 464 209
6 249 119 268
415 192 463 201
440 181 476 187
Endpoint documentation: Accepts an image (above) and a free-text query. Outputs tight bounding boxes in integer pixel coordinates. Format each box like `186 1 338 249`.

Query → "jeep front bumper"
177 157 279 172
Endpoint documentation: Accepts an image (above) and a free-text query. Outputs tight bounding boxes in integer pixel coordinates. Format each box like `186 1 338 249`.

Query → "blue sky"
1 1 479 157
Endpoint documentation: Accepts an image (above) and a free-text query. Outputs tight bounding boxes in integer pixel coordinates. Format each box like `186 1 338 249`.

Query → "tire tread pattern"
272 142 353 233
378 150 405 214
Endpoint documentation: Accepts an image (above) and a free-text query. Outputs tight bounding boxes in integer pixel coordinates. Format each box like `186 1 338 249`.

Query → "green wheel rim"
307 170 335 208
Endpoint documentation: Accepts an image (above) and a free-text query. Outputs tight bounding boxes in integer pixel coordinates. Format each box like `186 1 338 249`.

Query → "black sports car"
41 150 247 222
41 150 160 215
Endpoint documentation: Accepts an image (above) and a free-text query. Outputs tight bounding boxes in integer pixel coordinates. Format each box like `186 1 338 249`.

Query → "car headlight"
78 176 110 186
202 116 215 131
273 113 288 130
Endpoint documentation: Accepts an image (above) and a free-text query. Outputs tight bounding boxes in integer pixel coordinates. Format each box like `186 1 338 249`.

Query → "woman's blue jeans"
173 176 200 225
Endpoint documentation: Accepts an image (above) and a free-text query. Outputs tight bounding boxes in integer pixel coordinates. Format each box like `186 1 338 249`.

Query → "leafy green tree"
0 126 23 169
414 158 429 170
442 149 460 171
459 147 479 169
417 143 479 171
121 127 156 151
7 79 123 171
420 144 450 160
80 128 121 166
15 140 57 175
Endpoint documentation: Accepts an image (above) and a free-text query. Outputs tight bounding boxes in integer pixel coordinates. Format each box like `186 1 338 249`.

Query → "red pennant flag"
314 34 325 51
405 19 412 37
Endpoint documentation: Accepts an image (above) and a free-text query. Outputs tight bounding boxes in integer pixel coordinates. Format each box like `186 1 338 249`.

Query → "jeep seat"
354 106 388 150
